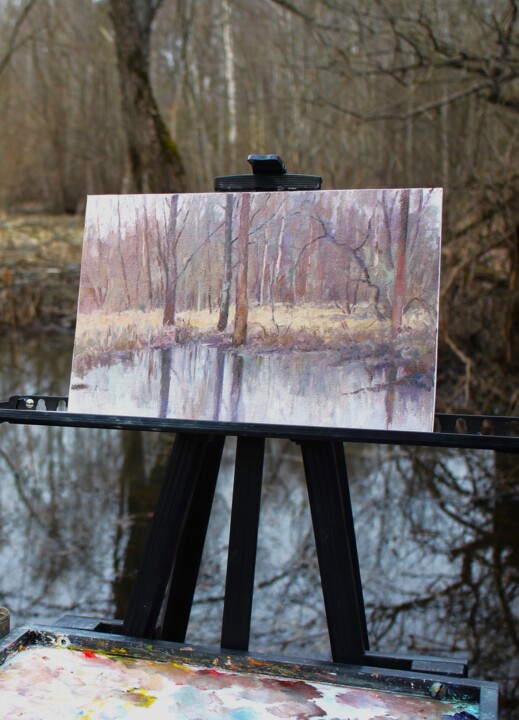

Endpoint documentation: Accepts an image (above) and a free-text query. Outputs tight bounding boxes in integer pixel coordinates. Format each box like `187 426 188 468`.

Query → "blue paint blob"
170 684 205 707
229 707 259 720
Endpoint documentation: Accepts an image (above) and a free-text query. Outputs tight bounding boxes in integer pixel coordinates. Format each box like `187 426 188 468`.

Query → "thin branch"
267 0 314 23
0 0 39 78
378 81 496 121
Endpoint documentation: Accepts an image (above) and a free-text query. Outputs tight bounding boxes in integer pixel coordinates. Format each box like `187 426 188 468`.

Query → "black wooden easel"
120 434 368 665
121 158 368 663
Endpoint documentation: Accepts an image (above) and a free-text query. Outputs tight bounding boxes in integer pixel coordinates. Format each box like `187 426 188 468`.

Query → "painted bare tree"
233 193 251 346
138 195 155 308
391 189 411 334
217 193 234 331
108 0 186 193
162 195 179 326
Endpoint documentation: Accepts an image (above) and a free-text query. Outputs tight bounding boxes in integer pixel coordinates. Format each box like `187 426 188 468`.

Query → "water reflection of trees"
0 423 120 621
343 445 517 719
0 412 517 717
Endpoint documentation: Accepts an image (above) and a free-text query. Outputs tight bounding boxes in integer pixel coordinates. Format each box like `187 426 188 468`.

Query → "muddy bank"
0 214 83 332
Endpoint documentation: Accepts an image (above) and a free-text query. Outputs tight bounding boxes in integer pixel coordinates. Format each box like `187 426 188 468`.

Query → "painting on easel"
68 189 442 431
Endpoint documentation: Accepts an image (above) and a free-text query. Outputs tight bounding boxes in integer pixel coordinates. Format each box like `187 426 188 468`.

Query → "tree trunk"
233 193 250 346
222 0 237 169
506 224 519 364
108 0 186 193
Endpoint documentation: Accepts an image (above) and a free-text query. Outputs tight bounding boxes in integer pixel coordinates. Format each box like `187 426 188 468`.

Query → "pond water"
0 332 518 718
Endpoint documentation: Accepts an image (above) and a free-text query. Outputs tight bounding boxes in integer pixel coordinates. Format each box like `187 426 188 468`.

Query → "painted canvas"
68 189 442 431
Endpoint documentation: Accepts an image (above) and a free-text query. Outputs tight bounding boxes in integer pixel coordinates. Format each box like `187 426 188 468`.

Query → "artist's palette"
0 627 493 720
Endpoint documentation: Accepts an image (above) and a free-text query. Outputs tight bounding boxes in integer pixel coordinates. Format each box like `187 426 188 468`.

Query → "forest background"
0 0 518 415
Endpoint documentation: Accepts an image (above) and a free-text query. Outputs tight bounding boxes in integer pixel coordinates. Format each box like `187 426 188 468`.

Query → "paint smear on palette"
0 646 476 720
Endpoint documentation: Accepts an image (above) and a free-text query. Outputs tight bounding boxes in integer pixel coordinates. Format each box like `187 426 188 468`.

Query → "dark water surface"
0 332 518 717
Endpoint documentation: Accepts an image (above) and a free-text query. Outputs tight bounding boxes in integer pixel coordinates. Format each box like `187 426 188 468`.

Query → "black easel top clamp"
214 153 322 191
0 158 512 702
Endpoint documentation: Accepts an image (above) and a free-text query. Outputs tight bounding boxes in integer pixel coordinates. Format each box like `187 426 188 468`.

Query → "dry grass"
0 213 84 330
73 302 434 362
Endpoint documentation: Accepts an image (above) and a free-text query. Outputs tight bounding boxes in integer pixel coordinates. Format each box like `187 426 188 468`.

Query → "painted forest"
69 189 442 430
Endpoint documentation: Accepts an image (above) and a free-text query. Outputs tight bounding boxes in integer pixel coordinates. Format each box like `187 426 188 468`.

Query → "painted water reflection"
0 334 518 717
71 343 433 430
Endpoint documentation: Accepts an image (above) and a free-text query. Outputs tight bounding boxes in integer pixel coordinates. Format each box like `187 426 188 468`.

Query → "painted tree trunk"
141 196 155 305
233 193 251 346
391 189 410 333
117 198 132 309
217 194 234 331
163 195 179 326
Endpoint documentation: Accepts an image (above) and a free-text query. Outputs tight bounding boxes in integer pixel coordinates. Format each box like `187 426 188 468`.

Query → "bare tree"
108 0 186 193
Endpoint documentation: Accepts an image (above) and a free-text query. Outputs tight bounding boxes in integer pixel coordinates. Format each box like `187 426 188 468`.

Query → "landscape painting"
68 189 442 431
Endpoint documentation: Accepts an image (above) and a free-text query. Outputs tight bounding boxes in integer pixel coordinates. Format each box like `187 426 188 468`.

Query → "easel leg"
122 433 219 638
301 440 368 664
221 436 265 651
160 434 225 641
